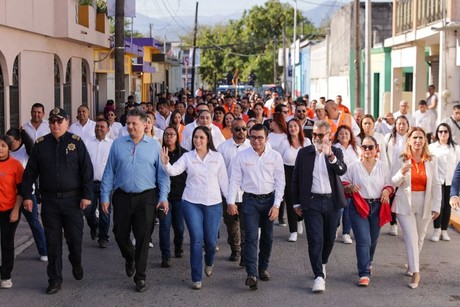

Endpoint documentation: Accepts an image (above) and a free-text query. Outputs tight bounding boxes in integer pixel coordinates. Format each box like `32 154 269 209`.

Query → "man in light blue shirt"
101 108 170 293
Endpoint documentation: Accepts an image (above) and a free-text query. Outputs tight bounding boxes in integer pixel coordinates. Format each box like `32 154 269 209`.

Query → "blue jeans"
84 181 111 241
21 194 47 256
182 200 222 282
242 193 275 278
159 199 185 258
349 199 381 277
339 198 352 234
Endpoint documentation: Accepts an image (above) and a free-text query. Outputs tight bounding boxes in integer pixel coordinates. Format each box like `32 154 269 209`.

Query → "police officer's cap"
49 107 68 120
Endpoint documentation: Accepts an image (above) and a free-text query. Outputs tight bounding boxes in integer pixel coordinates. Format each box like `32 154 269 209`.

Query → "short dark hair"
157 100 168 108
453 104 460 110
31 103 45 112
175 101 186 108
274 104 288 113
127 108 147 122
418 100 427 106
96 118 110 128
249 123 268 137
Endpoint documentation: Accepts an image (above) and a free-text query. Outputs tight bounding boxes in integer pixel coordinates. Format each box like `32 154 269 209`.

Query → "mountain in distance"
132 1 342 41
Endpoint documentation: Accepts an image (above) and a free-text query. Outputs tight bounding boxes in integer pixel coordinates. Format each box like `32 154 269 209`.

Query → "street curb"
15 236 34 257
450 215 460 232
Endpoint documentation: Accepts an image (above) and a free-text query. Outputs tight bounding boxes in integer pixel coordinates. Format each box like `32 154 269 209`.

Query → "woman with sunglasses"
428 123 460 242
342 136 393 287
391 127 441 289
105 111 123 140
384 115 410 236
281 119 311 242
333 125 360 244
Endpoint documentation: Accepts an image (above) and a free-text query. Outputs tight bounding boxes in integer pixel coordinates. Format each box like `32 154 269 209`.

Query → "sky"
136 0 342 19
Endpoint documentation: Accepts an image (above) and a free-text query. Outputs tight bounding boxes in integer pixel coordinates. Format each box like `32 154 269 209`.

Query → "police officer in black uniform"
22 107 93 294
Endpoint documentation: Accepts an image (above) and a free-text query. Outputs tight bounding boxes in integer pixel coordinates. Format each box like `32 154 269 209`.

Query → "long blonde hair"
400 127 432 161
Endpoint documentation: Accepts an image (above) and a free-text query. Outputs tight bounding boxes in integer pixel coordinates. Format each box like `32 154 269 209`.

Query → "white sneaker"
297 221 304 235
431 228 441 242
288 232 298 242
441 230 451 241
0 279 12 289
192 281 202 290
312 277 326 292
39 255 48 262
342 234 353 244
389 225 398 236
322 264 327 280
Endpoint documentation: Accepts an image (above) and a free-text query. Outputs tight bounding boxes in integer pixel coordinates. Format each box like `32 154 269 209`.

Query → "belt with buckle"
311 193 332 199
41 190 81 199
364 198 380 203
117 188 155 196
245 192 274 200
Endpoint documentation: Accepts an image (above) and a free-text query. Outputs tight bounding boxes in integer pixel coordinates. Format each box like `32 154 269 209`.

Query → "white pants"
396 192 432 273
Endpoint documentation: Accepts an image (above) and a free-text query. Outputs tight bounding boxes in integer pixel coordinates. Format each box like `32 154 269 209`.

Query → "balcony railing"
395 0 445 35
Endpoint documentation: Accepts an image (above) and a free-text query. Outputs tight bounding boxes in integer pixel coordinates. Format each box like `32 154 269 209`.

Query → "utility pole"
273 36 278 84
149 23 153 38
354 0 361 108
191 2 199 97
115 0 125 119
365 0 372 114
283 24 287 92
292 0 297 98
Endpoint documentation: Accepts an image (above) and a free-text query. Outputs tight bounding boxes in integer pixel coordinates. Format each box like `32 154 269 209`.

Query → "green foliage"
96 0 107 14
79 0 94 6
188 0 317 87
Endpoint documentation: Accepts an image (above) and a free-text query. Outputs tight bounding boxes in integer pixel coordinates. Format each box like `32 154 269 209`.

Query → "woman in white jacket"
428 123 460 241
391 127 441 289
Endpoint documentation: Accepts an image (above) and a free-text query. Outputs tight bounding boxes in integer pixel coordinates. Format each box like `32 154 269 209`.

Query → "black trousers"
284 165 303 233
303 197 339 279
112 189 156 282
434 184 451 230
222 197 245 254
0 209 20 280
41 196 83 284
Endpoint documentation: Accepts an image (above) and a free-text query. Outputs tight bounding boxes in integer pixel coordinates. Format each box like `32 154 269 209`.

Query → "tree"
183 0 317 87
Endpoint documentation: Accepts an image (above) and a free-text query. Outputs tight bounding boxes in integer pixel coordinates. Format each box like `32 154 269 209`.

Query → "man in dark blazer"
292 120 347 293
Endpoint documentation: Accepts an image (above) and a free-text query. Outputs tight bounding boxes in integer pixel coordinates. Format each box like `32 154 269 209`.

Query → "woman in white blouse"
343 136 393 287
332 125 360 244
384 115 410 236
106 111 123 140
160 126 228 290
391 127 441 289
357 114 388 166
428 123 460 241
281 119 311 242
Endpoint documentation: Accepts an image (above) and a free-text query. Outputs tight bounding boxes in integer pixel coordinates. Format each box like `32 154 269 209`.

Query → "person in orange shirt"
222 112 235 140
169 110 185 143
336 95 350 114
0 135 24 289
325 100 360 139
222 95 235 114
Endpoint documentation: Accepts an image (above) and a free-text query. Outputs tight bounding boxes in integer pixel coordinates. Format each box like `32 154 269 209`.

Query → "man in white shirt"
393 100 415 127
227 124 285 290
84 119 113 248
414 100 436 142
181 109 225 151
217 118 251 265
69 105 96 144
375 112 395 136
155 100 172 130
441 104 460 144
22 103 50 142
292 120 347 293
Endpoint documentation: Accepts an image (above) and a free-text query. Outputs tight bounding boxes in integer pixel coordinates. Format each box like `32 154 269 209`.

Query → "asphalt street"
3 220 460 307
